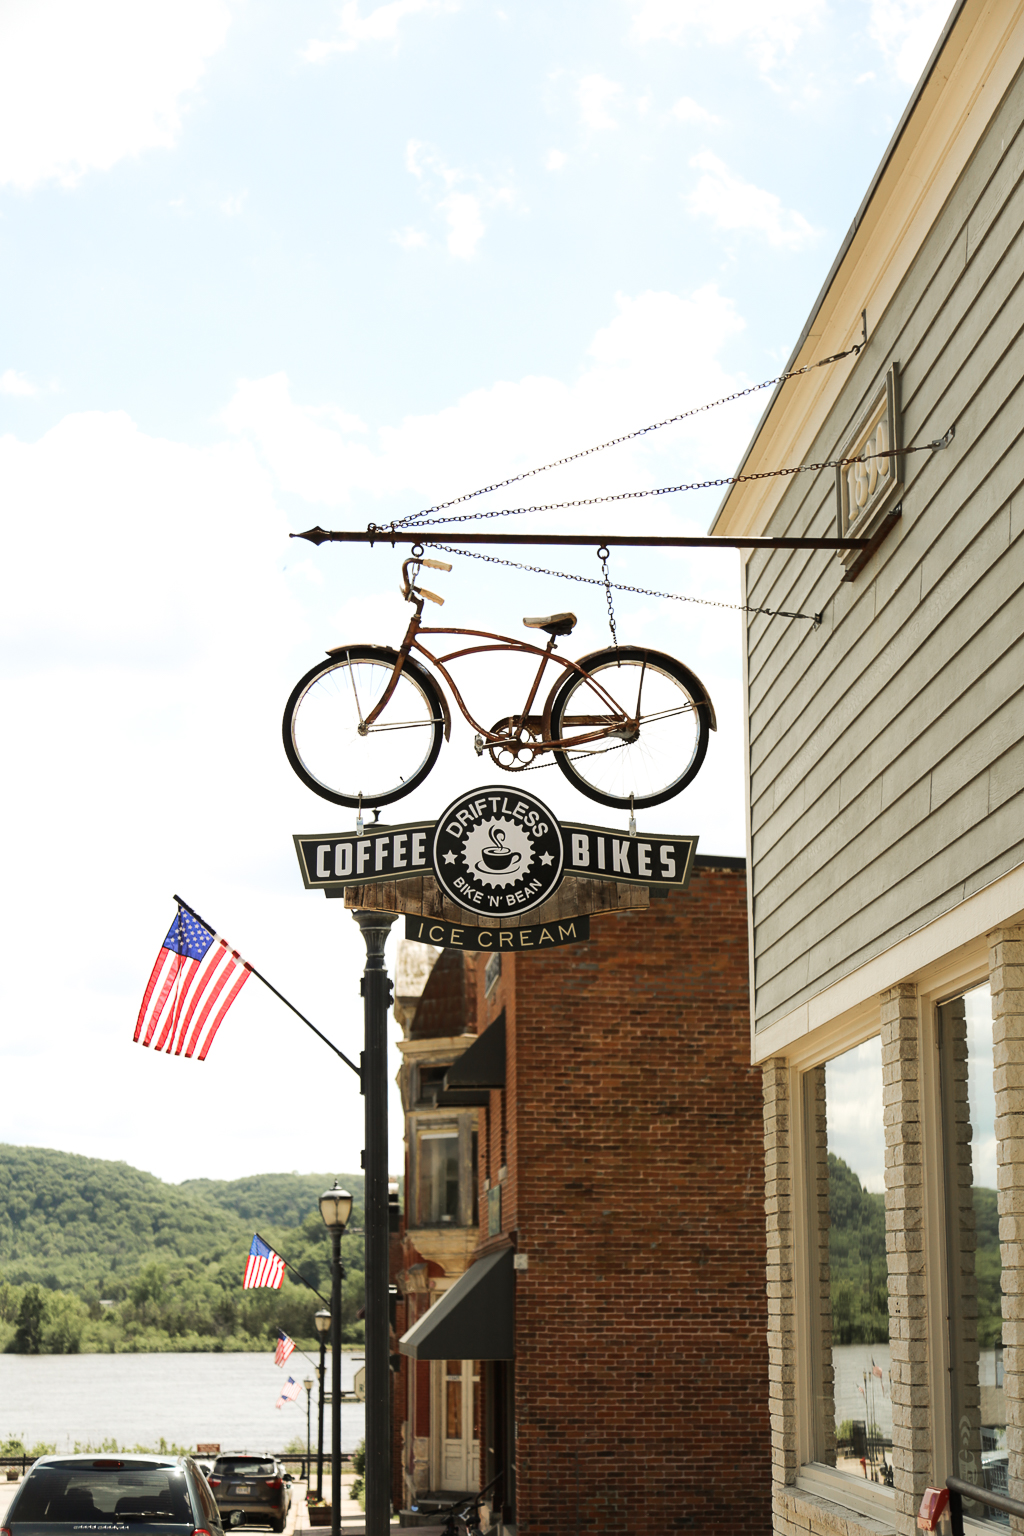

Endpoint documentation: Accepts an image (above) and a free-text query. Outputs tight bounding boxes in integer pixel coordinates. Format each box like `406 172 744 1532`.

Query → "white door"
437 1359 480 1490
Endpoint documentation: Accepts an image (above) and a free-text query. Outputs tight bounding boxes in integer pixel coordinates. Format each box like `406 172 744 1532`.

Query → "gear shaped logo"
431 787 564 915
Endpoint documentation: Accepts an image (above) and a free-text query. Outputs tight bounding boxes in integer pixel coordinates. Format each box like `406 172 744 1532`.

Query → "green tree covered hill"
0 1145 365 1356
829 1153 1002 1346
179 1172 364 1230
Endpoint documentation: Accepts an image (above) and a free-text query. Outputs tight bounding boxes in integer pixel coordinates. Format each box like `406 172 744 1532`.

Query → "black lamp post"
303 1377 314 1485
313 1307 331 1500
319 1182 353 1536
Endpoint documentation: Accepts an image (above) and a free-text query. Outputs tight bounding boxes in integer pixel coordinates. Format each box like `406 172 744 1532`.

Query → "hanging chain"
419 540 824 624
392 337 869 530
598 545 618 647
371 433 952 537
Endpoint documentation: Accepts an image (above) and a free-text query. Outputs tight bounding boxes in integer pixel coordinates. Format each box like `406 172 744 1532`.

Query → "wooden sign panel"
338 871 647 929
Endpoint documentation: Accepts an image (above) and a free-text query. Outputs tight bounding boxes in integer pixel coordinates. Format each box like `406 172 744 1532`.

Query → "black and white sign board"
404 914 590 951
294 786 697 915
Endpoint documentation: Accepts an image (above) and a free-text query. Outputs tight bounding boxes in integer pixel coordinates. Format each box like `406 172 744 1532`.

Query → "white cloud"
0 0 233 190
867 0 949 84
304 0 459 60
220 191 247 216
0 369 38 397
440 192 485 259
687 150 819 249
404 140 513 260
577 74 623 130
545 149 568 171
394 225 428 248
627 0 824 71
220 285 755 512
670 96 721 126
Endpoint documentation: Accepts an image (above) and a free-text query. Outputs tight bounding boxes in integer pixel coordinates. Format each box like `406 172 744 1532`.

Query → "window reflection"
941 985 1005 1524
418 1131 459 1224
806 1037 892 1483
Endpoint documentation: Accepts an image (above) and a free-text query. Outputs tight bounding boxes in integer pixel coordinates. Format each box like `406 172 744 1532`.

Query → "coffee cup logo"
476 828 521 875
431 787 564 915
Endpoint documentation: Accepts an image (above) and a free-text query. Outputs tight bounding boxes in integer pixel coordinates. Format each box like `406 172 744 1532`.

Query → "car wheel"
271 1519 286 1533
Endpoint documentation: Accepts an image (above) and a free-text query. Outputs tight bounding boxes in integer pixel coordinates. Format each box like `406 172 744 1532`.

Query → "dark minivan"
1 1455 223 1536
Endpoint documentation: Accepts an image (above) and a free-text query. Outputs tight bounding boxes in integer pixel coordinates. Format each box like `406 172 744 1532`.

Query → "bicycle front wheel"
548 646 713 809
282 646 445 808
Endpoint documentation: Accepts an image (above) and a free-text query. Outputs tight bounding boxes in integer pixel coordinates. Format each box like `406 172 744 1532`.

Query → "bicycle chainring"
486 717 546 772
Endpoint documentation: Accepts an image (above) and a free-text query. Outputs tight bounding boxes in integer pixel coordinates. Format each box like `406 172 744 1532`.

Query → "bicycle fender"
559 646 717 731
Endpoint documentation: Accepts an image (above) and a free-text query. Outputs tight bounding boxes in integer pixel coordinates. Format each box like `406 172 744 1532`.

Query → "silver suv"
206 1457 289 1533
3 1454 223 1536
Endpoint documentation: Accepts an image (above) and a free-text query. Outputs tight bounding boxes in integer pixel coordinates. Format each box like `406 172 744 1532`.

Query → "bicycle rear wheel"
282 646 445 808
548 646 713 809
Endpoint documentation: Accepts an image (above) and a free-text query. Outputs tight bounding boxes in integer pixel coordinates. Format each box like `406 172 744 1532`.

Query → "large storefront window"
940 984 1005 1523
805 1037 891 1483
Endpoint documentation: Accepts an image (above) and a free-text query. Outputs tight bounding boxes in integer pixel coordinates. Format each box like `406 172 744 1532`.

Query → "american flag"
275 1376 302 1410
243 1234 285 1290
275 1330 296 1367
134 905 251 1060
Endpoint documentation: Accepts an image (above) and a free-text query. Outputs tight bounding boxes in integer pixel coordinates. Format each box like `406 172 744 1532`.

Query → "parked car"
206 1457 289 1533
2 1453 223 1535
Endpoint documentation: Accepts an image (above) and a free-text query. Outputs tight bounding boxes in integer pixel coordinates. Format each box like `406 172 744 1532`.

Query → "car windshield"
213 1463 275 1478
11 1466 193 1524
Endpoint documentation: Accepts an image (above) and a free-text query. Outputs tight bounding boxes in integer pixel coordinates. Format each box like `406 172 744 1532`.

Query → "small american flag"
275 1376 302 1410
243 1234 285 1290
275 1330 296 1367
134 905 251 1060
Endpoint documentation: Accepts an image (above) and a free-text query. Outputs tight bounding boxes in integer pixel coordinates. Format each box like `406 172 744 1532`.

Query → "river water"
0 1353 366 1457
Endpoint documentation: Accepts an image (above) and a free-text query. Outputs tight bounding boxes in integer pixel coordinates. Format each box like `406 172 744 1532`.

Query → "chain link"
597 545 618 647
424 541 824 624
391 341 867 530
370 439 942 536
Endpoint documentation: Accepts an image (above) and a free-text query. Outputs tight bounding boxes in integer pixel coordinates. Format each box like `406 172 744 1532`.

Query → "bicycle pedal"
473 733 485 757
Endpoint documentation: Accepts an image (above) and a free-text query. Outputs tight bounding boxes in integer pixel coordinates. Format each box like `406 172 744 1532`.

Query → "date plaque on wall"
835 361 902 568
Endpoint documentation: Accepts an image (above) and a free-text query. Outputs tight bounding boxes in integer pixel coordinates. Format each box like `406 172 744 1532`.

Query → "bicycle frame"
357 598 638 753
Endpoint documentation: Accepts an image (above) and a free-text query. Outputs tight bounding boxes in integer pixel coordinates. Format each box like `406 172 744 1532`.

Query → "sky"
0 0 953 1191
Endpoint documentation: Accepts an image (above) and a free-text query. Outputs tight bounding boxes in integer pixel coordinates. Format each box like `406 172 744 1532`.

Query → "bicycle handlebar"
401 555 452 605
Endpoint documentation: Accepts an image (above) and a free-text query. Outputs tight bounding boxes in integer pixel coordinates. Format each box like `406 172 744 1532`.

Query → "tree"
11 1286 46 1353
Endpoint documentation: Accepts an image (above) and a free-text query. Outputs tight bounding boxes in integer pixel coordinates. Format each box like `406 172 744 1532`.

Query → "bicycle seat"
523 612 577 637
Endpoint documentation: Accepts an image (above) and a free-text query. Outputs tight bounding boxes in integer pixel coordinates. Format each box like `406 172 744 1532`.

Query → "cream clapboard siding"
746 59 1024 1033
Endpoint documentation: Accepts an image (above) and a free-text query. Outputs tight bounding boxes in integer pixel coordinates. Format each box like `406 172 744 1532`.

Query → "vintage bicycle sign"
281 555 716 815
293 787 697 914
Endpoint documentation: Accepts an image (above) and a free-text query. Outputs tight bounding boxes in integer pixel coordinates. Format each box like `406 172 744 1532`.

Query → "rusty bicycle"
282 555 716 811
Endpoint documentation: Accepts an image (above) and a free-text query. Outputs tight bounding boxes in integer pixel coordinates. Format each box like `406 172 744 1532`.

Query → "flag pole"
172 895 361 1081
254 1230 331 1307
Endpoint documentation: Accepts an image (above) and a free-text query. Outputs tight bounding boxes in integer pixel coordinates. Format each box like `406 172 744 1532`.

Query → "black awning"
398 1248 514 1360
442 1013 505 1090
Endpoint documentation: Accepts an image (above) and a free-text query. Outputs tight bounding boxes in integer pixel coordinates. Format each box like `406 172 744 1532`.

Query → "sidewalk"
290 1475 418 1536
0 1476 22 1522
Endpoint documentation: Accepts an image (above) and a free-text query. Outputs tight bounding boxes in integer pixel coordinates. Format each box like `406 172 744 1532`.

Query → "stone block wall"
990 922 1024 1519
880 983 930 1531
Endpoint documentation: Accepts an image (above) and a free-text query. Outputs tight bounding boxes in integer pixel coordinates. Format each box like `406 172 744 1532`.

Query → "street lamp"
313 1307 331 1500
319 1183 352 1536
303 1377 314 1485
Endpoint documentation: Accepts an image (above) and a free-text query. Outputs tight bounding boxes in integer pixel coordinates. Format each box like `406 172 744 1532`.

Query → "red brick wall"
476 864 770 1534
